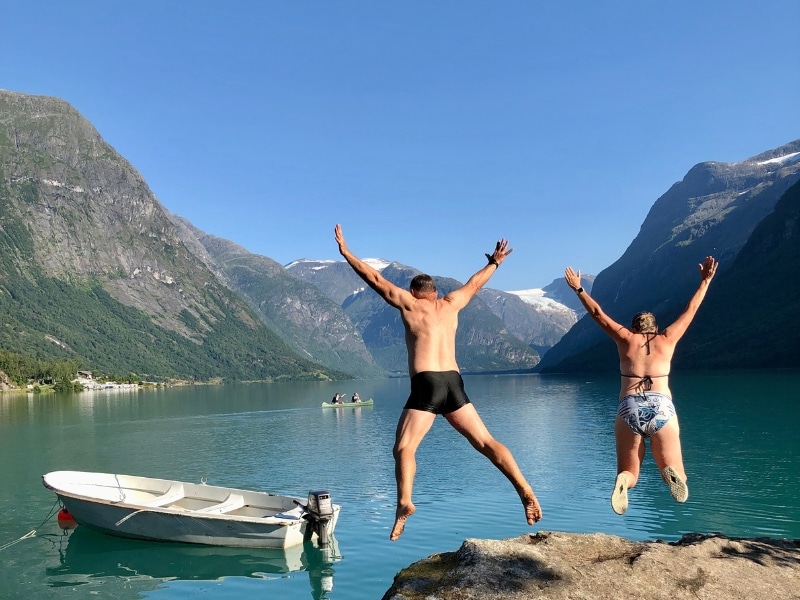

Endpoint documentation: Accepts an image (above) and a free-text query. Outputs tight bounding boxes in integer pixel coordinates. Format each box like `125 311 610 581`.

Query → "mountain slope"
538 141 800 373
0 89 342 381
478 287 577 357
286 258 390 305
169 216 384 379
678 177 800 368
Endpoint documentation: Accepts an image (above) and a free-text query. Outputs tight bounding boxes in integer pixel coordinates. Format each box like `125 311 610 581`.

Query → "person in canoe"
335 224 542 541
331 393 345 405
351 392 361 403
564 256 718 515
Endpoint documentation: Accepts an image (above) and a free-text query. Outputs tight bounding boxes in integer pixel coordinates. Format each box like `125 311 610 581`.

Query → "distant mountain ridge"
169 218 384 379
286 259 545 375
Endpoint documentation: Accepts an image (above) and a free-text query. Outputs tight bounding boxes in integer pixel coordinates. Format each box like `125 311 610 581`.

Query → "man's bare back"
400 294 463 375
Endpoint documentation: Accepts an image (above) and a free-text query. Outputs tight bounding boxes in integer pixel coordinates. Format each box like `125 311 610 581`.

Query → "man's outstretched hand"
486 238 513 266
334 224 348 256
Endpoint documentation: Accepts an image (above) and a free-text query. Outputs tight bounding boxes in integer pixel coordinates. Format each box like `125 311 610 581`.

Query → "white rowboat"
42 470 340 549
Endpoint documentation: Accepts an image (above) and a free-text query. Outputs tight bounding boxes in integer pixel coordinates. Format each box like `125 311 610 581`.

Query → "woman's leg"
649 416 685 479
650 416 688 502
612 416 645 514
615 416 645 486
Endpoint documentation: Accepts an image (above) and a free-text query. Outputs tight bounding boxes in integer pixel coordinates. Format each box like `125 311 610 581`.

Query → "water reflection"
47 528 341 599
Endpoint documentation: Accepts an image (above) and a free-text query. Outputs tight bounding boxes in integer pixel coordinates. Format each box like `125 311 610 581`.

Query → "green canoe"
321 398 374 408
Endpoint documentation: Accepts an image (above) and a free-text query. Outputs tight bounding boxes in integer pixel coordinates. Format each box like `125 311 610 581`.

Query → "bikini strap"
620 373 667 392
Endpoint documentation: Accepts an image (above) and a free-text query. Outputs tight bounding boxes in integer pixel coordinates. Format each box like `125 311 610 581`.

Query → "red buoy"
57 508 77 530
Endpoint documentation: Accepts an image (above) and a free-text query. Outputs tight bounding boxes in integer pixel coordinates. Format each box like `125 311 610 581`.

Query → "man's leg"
444 404 542 524
613 416 645 514
391 408 436 541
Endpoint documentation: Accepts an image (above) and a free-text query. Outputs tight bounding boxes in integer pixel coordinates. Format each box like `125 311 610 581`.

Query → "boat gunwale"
49 490 314 525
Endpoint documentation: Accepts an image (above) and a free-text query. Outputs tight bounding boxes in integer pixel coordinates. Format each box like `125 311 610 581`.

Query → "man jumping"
335 224 542 540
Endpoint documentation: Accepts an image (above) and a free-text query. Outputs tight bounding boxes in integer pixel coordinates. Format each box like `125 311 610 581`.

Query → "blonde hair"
631 311 657 333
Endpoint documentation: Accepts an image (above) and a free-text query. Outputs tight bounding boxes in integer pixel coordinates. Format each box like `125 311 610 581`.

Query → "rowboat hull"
43 471 340 549
321 399 374 408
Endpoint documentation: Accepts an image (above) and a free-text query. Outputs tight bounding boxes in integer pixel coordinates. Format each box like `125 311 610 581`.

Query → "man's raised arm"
445 239 513 309
334 224 410 309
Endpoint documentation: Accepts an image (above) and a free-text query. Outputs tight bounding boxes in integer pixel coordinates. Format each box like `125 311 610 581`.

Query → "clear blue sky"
2 1 797 290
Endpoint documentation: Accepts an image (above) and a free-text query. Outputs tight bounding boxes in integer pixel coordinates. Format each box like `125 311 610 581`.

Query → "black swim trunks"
404 371 471 415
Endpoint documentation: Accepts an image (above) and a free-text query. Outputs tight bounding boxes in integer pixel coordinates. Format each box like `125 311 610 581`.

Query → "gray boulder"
382 531 799 599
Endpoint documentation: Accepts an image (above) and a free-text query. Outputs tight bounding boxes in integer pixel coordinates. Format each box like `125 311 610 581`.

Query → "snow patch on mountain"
363 258 390 271
285 258 333 269
757 151 800 167
507 289 573 312
284 258 390 271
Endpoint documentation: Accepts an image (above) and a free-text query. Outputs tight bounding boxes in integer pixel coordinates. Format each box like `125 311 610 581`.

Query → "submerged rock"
381 531 800 600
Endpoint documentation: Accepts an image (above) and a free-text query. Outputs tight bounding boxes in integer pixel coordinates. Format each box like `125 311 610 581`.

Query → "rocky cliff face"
679 178 800 368
0 89 339 381
382 531 800 600
538 141 800 373
0 90 250 339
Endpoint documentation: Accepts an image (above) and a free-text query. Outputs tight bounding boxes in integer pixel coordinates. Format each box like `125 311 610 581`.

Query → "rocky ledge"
381 531 800 600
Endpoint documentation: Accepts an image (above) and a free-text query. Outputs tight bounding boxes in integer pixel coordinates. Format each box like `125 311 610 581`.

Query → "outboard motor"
306 490 334 548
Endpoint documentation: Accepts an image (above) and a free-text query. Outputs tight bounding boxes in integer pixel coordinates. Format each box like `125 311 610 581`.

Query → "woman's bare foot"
390 503 415 541
521 490 542 525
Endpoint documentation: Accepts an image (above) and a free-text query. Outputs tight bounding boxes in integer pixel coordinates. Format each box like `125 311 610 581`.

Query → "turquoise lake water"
1 371 798 599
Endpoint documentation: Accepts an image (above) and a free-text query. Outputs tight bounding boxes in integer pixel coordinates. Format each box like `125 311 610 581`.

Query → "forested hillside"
0 90 343 382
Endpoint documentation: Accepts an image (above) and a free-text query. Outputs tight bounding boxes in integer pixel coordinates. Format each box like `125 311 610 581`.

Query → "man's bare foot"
390 503 415 541
521 490 542 525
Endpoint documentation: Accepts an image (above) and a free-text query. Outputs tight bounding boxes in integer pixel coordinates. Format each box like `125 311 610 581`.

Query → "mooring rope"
0 498 62 552
0 529 37 552
38 499 61 528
